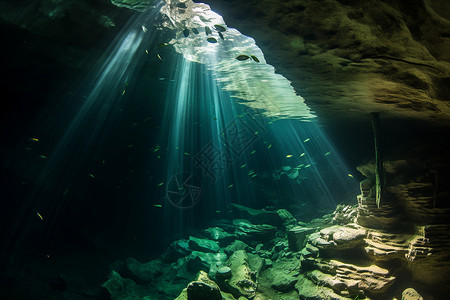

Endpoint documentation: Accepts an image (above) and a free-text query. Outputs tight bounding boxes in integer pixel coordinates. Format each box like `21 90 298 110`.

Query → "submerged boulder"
221 250 257 299
175 270 225 300
201 227 235 246
224 240 249 256
125 257 162 283
188 236 221 253
231 203 282 226
234 220 277 245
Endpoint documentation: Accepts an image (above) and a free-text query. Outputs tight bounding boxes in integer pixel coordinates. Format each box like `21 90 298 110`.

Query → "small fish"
89 173 95 178
207 37 217 43
25 147 32 151
218 32 224 40
157 53 162 60
236 55 250 61
145 49 148 54
348 174 354 178
216 210 221 213
184 152 190 156
324 151 331 156
254 131 259 135
127 144 134 148
153 146 160 152
251 55 260 62
36 212 43 220
267 144 272 149
192 28 199 34
286 154 293 158
303 138 310 143
300 153 305 157
212 116 217 120
248 170 255 175
29 138 39 142
153 204 163 208
157 182 164 187
251 174 257 178
214 24 226 32
305 164 311 168
183 29 189 37
122 90 126 96
228 184 234 188
102 160 106 164
142 117 151 122
39 155 47 159
240 164 247 168
158 43 168 48
175 3 187 8
250 150 256 154
142 25 147 33
205 26 212 35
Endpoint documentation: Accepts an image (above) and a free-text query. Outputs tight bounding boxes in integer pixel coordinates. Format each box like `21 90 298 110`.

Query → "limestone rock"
224 240 249 256
402 287 424 300
234 220 277 245
187 281 222 300
287 226 316 252
221 250 257 299
202 227 235 246
313 259 395 294
296 273 348 300
266 258 301 292
125 257 162 283
175 270 227 300
102 270 137 300
231 203 281 226
185 251 228 275
276 209 297 228
332 205 357 225
162 239 192 262
188 236 221 253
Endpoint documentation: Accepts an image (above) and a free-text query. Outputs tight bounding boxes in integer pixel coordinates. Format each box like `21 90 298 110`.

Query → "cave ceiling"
1 0 449 126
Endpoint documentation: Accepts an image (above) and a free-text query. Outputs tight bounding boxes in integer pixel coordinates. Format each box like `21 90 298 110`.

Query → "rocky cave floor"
2 144 450 300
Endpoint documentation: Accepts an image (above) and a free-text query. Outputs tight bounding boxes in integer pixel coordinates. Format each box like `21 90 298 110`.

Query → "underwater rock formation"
200 0 450 124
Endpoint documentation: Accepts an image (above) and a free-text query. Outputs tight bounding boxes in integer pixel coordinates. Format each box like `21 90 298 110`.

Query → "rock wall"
199 0 450 124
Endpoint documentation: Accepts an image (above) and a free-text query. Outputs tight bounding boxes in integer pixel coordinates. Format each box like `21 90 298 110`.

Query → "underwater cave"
1 0 450 299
